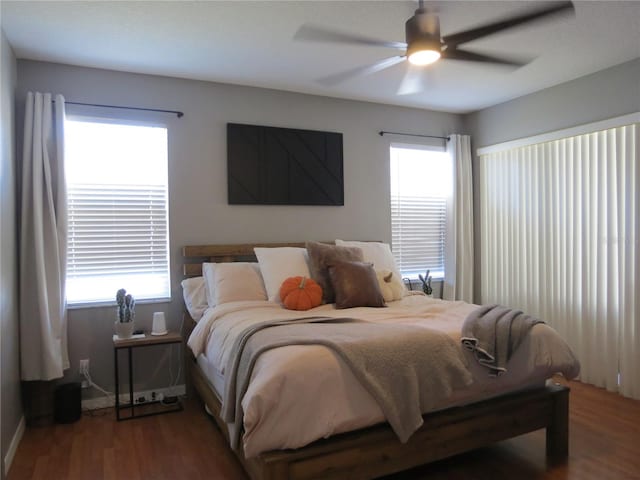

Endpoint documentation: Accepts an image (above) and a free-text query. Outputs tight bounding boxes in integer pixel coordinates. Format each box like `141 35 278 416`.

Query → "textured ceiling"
2 1 639 113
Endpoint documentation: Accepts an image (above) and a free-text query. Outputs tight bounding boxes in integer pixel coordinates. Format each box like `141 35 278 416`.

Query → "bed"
182 242 579 480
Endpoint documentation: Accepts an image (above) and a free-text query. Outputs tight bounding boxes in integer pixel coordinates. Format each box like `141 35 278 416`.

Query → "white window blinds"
65 120 170 304
390 145 451 279
391 195 446 276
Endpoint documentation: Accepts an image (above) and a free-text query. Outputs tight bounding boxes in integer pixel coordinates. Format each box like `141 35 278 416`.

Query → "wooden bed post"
546 384 570 462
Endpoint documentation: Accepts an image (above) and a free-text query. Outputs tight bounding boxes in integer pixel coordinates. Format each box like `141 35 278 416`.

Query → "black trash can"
54 382 82 423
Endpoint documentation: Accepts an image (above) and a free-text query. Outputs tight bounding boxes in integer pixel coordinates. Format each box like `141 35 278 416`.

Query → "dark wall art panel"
227 123 344 205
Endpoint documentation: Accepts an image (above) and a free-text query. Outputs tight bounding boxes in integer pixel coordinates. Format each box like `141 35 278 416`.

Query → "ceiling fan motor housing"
405 10 442 57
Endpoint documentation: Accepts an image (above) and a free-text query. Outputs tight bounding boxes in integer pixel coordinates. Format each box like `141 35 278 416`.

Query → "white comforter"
188 295 580 458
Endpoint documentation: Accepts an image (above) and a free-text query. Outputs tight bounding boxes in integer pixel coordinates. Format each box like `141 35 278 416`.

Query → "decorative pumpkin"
279 276 323 311
376 270 404 302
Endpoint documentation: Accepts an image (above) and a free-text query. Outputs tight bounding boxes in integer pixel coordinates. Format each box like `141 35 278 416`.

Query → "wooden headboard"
182 242 334 277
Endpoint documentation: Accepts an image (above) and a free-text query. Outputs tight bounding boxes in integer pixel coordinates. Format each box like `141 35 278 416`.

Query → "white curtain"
479 123 639 399
443 134 474 302
20 92 69 380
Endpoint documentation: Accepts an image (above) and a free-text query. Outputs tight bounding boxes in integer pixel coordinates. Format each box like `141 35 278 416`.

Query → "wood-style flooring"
8 379 640 480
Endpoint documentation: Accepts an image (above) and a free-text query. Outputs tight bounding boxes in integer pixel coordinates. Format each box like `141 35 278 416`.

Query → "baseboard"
82 384 185 411
4 416 25 476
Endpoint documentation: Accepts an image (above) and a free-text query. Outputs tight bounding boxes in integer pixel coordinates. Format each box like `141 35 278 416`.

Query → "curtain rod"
59 101 184 118
379 131 449 141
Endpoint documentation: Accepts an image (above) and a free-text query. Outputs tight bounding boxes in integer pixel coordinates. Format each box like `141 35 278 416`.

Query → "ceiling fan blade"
442 48 532 66
442 1 574 47
397 65 425 96
295 24 407 50
317 56 406 86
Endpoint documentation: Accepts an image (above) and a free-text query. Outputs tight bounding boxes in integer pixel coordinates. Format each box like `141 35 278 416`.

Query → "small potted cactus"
115 288 136 339
418 270 433 297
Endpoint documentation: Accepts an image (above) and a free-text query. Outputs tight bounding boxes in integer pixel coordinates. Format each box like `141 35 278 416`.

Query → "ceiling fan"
294 1 575 90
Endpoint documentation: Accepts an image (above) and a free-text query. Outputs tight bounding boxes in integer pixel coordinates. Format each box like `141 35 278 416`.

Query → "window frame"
64 112 171 308
388 139 451 281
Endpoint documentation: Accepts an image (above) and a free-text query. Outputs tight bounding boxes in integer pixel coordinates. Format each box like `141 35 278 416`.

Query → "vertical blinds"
391 195 446 277
479 122 638 399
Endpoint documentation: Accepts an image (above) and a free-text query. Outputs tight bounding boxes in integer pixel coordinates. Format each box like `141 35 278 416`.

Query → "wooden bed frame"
182 243 570 480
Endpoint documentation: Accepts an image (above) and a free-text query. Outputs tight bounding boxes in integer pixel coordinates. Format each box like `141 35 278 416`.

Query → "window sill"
401 274 444 282
67 297 171 310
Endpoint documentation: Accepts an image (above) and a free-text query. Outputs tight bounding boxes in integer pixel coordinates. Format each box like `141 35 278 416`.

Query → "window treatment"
443 134 474 302
20 92 69 380
390 145 448 279
479 122 639 399
64 120 170 304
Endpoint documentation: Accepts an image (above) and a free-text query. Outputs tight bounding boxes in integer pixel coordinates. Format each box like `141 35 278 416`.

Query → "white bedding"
188 296 580 458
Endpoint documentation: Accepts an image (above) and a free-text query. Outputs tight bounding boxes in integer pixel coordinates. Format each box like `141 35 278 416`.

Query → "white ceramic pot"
115 321 134 339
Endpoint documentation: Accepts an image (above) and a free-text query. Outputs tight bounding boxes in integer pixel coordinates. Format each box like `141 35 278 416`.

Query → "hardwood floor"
8 379 640 480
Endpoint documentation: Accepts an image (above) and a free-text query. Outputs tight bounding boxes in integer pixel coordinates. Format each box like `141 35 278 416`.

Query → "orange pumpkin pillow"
279 276 323 311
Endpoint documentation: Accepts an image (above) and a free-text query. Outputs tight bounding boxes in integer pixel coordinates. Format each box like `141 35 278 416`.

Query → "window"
65 118 170 305
390 144 451 279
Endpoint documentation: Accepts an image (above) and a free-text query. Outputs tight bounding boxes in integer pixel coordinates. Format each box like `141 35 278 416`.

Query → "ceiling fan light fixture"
405 10 442 66
406 36 442 65
408 49 441 66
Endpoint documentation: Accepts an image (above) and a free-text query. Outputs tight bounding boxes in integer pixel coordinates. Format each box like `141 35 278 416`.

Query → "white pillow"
181 276 208 321
203 262 267 306
212 262 267 305
202 262 216 307
335 240 406 293
254 247 311 302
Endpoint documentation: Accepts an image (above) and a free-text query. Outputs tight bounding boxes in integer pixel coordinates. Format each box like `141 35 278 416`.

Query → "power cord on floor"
80 369 116 416
82 369 113 397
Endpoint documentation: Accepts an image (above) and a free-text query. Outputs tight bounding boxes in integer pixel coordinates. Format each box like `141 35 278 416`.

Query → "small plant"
116 288 136 323
418 270 433 296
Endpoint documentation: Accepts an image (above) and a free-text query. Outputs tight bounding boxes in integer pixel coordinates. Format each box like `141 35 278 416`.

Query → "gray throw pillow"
306 241 363 304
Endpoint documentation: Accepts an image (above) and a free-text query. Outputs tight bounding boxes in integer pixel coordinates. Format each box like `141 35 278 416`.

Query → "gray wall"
465 59 640 148
0 28 20 479
16 60 463 399
464 58 640 302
